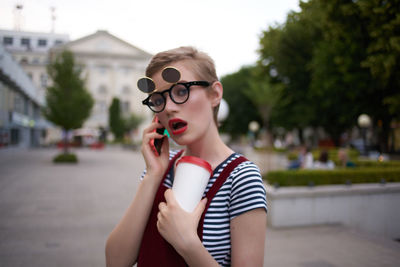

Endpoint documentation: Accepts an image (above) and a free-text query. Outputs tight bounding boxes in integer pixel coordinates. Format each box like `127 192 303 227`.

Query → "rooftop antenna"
14 4 23 31
50 6 56 33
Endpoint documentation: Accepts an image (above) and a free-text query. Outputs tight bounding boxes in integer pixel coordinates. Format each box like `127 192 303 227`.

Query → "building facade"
55 30 153 132
0 43 46 147
0 29 69 104
1 29 153 144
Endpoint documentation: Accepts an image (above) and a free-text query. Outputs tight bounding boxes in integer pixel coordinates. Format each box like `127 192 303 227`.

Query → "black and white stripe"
140 151 267 266
160 151 268 266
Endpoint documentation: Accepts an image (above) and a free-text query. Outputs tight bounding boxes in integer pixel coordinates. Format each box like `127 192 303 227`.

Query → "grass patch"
53 153 78 163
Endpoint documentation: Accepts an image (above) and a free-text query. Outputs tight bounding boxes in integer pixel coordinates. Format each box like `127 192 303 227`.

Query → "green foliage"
53 153 78 163
244 72 283 135
259 10 319 135
124 113 143 133
355 160 400 168
255 0 400 150
265 167 400 187
359 0 400 92
43 50 93 155
220 66 262 139
287 148 359 163
109 97 125 141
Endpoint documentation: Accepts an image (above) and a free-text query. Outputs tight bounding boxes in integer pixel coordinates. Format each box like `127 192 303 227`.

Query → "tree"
358 0 400 151
258 10 320 144
43 50 94 155
257 0 399 150
109 97 125 141
124 113 143 135
220 66 262 140
244 71 283 146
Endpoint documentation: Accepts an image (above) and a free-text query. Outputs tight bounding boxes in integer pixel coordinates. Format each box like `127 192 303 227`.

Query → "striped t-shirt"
141 150 267 266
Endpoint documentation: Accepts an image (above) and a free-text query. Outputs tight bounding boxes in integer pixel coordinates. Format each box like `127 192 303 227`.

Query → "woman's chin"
171 135 193 147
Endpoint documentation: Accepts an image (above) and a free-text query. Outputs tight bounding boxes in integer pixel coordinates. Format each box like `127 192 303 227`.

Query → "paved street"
1 147 400 267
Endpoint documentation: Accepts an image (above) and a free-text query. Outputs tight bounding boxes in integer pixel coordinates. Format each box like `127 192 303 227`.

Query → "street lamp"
248 121 260 147
217 98 229 123
358 114 371 156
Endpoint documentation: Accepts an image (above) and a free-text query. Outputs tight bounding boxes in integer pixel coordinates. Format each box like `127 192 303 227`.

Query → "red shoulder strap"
197 155 248 240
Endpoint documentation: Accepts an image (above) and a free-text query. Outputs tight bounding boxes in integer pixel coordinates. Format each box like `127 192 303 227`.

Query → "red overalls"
138 151 247 267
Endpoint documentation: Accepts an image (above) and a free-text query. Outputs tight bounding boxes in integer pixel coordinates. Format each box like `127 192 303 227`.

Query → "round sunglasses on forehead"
137 66 181 94
142 81 210 113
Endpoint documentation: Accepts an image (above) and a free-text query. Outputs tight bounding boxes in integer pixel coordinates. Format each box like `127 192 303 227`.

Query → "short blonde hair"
146 46 220 124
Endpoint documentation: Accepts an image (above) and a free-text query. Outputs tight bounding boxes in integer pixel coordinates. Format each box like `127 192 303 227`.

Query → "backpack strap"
197 155 248 240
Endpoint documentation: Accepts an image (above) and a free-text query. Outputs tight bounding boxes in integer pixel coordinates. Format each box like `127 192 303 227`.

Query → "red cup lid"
177 156 212 174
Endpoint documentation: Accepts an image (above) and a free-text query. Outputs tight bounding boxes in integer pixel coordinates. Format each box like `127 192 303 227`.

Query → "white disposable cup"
172 156 212 212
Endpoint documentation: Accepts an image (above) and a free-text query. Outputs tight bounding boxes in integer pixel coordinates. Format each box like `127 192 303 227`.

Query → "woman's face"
152 61 216 146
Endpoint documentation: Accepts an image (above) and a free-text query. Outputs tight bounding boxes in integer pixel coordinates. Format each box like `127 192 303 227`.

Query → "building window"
10 128 19 145
120 66 131 75
54 39 63 45
20 57 29 64
3 36 13 45
122 86 131 95
38 39 47 47
21 38 30 46
27 72 33 80
40 74 47 88
98 85 107 95
14 94 23 114
97 101 107 113
97 65 108 74
121 101 130 114
33 58 40 64
23 97 29 115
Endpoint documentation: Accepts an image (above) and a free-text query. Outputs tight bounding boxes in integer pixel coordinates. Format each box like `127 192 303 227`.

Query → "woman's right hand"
141 117 170 180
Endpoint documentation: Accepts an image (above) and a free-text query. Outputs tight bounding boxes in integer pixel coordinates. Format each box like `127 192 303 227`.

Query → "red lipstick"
168 118 188 135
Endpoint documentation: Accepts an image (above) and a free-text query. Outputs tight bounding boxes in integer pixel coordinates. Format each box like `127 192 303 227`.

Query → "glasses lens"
162 67 181 83
148 93 165 112
137 78 155 93
171 84 189 103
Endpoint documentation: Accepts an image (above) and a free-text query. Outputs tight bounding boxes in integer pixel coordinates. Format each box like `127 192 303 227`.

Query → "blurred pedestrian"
302 146 314 169
338 148 355 168
313 150 335 169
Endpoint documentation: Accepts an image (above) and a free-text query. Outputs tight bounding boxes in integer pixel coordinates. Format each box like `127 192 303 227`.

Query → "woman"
105 47 267 267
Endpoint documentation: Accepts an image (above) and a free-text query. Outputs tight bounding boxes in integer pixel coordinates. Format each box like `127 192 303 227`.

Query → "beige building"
2 29 153 143
0 29 69 104
55 30 153 132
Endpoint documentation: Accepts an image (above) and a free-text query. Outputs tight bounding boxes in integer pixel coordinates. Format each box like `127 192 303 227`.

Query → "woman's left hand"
157 189 207 254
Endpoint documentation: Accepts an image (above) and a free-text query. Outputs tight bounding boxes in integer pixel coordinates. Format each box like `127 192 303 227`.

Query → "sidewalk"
0 147 399 266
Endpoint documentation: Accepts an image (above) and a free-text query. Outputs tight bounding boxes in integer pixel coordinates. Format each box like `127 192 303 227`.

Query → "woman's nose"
163 94 179 113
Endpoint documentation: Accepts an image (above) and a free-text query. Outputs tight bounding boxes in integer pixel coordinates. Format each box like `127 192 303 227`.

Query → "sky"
0 0 301 77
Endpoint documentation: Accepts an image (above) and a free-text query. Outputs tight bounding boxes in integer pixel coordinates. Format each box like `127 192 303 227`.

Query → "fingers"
164 189 176 205
157 202 167 224
141 123 165 156
158 201 167 212
160 136 169 158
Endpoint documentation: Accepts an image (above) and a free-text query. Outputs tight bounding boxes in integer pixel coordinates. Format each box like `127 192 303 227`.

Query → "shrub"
265 167 400 187
354 160 400 168
286 148 359 163
53 153 78 163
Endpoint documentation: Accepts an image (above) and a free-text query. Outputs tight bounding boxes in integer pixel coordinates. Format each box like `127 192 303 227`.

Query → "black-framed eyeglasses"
142 81 210 113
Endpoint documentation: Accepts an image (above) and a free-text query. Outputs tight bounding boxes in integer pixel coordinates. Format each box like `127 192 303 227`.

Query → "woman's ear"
209 81 223 107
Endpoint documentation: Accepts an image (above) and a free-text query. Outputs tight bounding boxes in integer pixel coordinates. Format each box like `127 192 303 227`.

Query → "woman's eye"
175 87 188 97
151 96 164 107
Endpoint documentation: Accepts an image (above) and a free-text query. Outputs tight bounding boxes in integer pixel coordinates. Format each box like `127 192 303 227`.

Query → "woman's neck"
183 126 233 170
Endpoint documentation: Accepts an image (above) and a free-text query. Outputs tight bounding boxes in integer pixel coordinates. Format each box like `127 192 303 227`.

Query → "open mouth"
169 118 188 135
